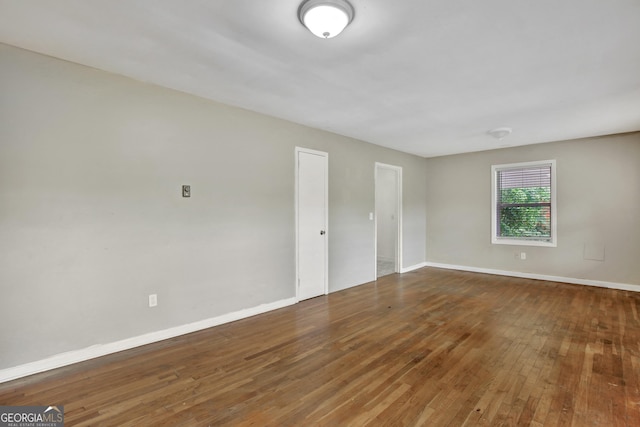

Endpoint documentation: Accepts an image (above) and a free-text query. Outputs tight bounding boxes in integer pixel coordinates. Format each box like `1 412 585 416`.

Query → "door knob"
320 230 326 235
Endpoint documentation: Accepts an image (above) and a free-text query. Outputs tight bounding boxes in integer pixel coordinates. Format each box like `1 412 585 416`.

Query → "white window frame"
491 160 557 247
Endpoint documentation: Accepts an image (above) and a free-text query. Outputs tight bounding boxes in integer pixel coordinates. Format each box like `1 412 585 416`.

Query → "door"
296 147 328 301
375 163 402 278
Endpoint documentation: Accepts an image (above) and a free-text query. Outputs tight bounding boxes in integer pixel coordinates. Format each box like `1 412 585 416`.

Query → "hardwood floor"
2 268 640 426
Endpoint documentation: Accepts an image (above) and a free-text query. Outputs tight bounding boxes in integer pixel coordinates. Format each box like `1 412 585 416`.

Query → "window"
491 160 556 247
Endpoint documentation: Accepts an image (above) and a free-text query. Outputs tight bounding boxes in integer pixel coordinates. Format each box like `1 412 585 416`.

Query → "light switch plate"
182 185 191 197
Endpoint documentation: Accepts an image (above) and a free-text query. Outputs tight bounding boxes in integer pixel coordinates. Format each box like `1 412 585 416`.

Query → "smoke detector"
488 127 512 140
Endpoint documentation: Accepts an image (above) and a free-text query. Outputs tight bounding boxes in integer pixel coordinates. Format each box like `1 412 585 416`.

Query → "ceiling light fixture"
298 0 354 39
488 127 512 140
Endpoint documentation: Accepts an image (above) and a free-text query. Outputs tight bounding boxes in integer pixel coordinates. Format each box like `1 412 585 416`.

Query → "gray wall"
425 133 640 285
0 44 426 369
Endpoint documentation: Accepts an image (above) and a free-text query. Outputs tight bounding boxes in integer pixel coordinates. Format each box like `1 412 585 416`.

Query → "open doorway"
375 163 402 278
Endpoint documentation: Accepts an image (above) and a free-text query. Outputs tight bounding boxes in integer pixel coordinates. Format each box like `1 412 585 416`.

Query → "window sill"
492 238 556 248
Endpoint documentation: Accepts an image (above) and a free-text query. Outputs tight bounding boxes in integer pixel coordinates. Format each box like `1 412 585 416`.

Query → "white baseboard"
401 262 427 273
0 297 297 384
424 262 640 292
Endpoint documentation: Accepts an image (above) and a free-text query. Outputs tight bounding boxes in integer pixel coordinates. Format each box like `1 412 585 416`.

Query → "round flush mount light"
299 0 355 39
488 127 512 140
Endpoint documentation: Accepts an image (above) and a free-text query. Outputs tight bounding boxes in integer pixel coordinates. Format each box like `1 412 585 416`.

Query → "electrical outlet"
149 294 158 307
520 252 527 260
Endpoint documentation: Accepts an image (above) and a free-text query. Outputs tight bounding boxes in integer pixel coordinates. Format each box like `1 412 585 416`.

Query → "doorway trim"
374 162 403 278
295 147 329 302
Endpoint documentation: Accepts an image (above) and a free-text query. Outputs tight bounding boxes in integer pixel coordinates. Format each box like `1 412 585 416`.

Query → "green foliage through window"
498 187 551 238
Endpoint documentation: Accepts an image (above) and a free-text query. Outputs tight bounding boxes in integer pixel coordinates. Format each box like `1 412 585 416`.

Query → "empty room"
1 1 639 426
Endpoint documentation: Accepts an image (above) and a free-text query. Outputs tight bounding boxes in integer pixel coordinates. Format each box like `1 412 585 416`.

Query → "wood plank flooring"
2 268 640 426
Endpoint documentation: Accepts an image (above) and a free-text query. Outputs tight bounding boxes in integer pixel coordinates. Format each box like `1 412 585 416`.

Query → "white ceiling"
1 0 639 157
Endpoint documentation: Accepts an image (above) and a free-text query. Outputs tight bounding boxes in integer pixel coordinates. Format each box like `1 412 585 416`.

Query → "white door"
296 148 328 301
